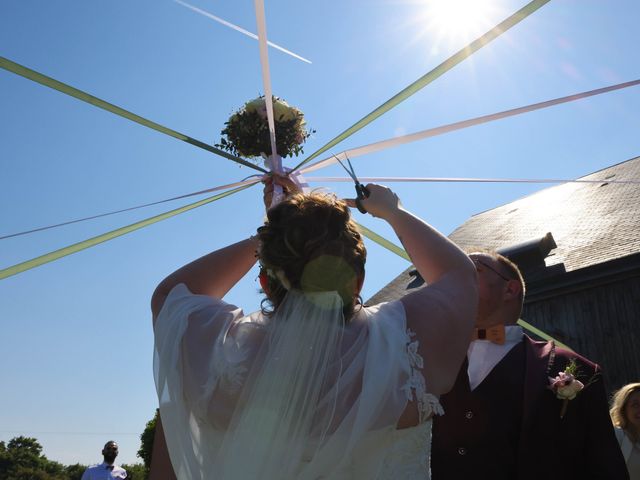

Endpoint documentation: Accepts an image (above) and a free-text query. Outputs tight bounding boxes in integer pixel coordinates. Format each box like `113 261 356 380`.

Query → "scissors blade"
333 154 358 183
345 156 361 184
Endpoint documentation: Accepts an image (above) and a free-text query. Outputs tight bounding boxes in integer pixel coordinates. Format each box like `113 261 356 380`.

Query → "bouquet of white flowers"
216 96 313 160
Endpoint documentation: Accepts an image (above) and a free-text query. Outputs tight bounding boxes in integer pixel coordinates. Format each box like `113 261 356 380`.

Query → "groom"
430 251 628 480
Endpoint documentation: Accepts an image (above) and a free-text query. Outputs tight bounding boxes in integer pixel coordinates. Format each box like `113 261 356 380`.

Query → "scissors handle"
355 183 369 214
356 183 370 199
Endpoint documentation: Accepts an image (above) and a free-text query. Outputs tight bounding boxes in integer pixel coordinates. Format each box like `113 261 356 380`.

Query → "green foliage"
136 408 159 478
0 436 66 480
565 358 579 376
121 462 146 479
65 463 88 480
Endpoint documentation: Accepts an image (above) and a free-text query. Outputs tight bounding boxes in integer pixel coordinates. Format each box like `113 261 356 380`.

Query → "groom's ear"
504 278 522 301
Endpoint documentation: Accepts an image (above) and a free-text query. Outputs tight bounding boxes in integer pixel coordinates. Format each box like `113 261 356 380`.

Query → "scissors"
333 154 370 214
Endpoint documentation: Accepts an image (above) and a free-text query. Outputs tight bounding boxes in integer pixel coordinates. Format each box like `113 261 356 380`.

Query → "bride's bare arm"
150 175 300 320
150 237 259 320
355 184 477 396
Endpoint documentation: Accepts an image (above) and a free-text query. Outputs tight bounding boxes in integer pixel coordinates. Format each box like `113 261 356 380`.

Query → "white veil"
215 289 346 478
154 284 411 480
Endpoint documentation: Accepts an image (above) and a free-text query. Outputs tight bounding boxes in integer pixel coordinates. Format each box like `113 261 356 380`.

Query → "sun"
419 0 502 44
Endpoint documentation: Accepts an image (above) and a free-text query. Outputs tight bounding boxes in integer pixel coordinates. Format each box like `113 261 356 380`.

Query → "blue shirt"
81 462 127 479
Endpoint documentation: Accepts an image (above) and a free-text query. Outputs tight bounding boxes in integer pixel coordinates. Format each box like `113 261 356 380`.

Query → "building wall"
523 275 640 392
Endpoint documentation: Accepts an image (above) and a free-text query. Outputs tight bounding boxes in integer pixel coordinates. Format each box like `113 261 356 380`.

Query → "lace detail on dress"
216 360 247 394
210 337 250 395
401 329 444 423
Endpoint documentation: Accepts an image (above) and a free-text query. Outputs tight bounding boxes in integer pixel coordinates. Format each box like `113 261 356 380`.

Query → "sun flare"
420 0 500 43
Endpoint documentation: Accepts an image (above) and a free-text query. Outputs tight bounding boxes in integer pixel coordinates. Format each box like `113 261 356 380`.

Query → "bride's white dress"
154 284 441 479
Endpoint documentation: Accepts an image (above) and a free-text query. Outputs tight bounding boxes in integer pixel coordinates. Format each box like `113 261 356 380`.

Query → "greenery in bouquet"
216 96 314 160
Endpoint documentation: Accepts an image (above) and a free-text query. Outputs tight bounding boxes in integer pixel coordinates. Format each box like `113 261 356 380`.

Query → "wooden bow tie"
472 325 506 345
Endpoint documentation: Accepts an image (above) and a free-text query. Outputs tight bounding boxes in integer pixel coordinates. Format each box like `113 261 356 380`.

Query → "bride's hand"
345 183 403 219
263 174 300 210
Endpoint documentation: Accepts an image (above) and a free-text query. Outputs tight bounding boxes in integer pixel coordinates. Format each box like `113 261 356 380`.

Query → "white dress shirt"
467 325 524 391
81 462 127 479
615 427 640 480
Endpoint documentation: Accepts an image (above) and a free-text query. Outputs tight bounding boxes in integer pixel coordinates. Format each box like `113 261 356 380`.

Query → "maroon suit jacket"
431 336 629 480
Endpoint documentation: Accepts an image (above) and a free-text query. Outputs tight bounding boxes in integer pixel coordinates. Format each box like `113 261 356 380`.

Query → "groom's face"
470 253 508 321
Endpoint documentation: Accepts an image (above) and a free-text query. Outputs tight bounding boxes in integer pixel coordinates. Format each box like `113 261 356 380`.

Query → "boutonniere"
548 359 586 418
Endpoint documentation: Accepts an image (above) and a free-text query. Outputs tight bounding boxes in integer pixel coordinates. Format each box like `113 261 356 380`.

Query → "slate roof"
368 156 640 304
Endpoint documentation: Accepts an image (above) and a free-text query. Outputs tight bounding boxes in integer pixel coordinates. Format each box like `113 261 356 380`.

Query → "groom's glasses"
471 258 512 282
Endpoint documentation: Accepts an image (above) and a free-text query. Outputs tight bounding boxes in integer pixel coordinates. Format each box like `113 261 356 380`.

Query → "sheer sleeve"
153 283 264 479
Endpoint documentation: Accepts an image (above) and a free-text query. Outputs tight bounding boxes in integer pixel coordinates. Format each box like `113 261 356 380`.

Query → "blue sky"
1 0 639 466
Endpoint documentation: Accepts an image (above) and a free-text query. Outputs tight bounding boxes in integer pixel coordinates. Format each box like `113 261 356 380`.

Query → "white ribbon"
305 176 640 185
174 0 311 64
254 0 285 206
298 79 640 175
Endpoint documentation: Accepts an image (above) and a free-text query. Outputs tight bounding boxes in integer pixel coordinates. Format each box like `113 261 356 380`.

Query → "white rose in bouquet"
273 99 299 122
244 97 267 118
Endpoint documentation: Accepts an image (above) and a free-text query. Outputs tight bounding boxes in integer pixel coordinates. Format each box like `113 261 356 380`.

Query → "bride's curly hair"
257 192 366 320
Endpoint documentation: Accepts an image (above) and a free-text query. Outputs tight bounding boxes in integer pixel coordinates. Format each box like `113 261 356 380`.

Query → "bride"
151 177 477 479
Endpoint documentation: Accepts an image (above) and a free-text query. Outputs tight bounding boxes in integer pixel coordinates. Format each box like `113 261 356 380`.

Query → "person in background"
81 440 127 479
431 250 629 480
611 382 640 479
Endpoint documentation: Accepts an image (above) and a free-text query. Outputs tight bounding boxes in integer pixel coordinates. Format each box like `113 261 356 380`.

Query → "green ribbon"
0 56 267 173
517 318 573 351
0 183 255 280
291 0 551 172
355 222 411 262
355 220 572 349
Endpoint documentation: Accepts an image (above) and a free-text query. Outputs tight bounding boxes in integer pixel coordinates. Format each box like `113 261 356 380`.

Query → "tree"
65 463 88 480
122 462 147 479
0 441 10 478
137 409 159 476
0 436 66 480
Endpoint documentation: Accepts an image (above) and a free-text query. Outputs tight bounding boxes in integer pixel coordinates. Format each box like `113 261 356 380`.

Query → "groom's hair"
468 248 526 317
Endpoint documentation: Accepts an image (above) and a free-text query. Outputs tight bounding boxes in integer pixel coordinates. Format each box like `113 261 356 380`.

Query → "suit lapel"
521 336 555 431
458 356 472 393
